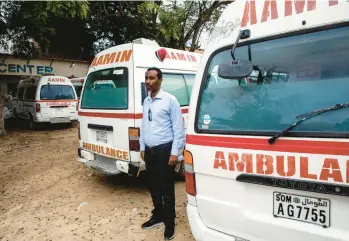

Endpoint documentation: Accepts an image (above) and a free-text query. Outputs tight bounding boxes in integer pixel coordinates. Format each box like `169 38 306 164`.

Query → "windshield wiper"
268 102 349 145
54 87 63 100
54 92 60 101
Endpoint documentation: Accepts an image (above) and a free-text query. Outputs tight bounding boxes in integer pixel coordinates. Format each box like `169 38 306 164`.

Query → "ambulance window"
141 82 147 105
25 87 37 100
81 67 128 109
162 74 190 106
40 85 75 100
17 87 25 100
183 74 196 96
196 26 349 136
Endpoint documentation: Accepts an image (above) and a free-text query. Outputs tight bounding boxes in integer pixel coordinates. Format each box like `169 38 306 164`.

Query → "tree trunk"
190 20 202 51
0 96 6 136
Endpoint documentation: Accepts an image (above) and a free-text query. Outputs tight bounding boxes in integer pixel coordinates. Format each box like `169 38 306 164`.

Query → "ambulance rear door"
79 45 135 165
37 76 77 123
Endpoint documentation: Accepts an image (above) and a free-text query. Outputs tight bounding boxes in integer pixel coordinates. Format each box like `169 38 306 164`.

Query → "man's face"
145 70 162 92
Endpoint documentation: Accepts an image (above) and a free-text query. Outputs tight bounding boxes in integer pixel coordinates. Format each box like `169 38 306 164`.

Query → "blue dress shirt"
139 89 185 156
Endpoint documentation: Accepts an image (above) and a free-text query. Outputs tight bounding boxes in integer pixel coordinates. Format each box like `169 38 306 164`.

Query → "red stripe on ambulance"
79 108 189 119
186 134 349 156
187 135 349 185
78 112 143 119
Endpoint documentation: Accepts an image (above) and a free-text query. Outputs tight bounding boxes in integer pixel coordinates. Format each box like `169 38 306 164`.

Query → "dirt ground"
0 126 195 241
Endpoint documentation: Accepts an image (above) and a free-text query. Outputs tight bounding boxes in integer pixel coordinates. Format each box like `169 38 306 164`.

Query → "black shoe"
142 216 163 229
164 226 175 240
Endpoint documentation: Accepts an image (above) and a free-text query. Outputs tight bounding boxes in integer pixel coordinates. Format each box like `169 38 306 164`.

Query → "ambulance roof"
70 77 85 82
206 0 349 56
70 77 85 85
133 44 202 73
18 75 71 87
88 39 202 74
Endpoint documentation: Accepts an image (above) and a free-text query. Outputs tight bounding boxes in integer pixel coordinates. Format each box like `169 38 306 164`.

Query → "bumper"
187 204 207 241
187 204 249 241
35 114 78 123
77 148 145 176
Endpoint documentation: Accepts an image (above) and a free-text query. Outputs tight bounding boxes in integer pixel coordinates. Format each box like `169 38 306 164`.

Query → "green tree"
0 1 90 59
90 0 233 52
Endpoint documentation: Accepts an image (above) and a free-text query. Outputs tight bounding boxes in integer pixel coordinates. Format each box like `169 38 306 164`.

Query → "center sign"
0 63 53 75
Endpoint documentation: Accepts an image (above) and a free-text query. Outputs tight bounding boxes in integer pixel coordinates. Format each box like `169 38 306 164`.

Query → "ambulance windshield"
40 85 75 100
81 67 128 109
197 26 349 137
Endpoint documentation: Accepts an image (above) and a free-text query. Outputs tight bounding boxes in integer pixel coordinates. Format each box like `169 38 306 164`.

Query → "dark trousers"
145 142 176 227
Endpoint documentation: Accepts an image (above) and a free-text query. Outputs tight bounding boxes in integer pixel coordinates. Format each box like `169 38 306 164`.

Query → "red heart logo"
155 48 167 62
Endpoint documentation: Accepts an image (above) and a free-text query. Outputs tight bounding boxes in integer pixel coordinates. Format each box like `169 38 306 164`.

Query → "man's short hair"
147 67 163 80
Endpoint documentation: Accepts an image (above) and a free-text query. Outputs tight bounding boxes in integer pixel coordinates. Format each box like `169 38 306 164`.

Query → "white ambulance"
12 75 78 129
70 77 85 99
185 1 349 241
77 38 202 176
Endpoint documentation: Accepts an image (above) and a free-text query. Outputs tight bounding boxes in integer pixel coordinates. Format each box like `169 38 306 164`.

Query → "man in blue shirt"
139 67 185 240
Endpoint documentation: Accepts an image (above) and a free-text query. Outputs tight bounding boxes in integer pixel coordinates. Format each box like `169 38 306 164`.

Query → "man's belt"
145 141 172 152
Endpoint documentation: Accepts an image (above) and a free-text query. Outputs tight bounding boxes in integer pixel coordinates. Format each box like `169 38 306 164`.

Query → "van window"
141 73 196 106
17 87 25 100
196 26 349 136
81 67 128 109
40 85 75 100
141 82 147 105
162 74 190 106
25 86 37 100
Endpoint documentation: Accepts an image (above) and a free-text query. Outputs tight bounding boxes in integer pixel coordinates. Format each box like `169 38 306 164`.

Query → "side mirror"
218 60 253 79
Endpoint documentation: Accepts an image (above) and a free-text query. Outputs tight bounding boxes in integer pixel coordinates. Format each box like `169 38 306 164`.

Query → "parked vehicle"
184 1 349 241
70 77 85 99
77 38 202 176
12 75 78 129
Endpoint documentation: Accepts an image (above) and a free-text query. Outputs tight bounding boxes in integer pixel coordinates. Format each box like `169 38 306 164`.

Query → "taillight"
76 102 79 111
35 103 41 113
129 127 140 151
184 150 196 196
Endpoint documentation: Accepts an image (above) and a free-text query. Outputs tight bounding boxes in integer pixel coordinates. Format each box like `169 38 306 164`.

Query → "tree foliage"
91 0 233 52
0 0 233 60
0 1 91 59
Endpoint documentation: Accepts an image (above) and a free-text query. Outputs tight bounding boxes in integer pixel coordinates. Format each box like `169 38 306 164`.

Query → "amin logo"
48 78 65 82
90 50 132 68
241 0 345 27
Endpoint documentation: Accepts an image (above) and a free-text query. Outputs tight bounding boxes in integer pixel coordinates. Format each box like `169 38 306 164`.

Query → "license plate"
273 192 330 228
56 109 63 113
96 131 107 143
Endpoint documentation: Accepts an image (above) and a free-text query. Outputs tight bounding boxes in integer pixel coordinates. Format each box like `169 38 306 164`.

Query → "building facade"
0 54 90 96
